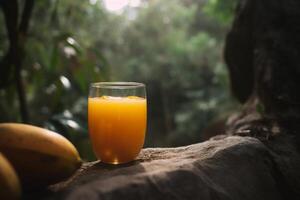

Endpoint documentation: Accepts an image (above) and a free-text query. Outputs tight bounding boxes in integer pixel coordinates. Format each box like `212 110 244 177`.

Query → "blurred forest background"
0 0 238 160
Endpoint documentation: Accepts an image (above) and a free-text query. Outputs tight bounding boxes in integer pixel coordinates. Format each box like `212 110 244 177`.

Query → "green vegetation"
0 0 237 160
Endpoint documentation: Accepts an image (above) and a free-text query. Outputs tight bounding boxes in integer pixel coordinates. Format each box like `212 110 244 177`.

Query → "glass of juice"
88 82 147 164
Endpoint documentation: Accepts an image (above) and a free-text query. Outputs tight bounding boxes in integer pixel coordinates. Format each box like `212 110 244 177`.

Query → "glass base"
100 159 135 165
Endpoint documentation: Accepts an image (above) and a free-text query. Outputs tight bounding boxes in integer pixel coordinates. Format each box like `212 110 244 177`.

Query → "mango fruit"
0 152 21 200
0 123 82 189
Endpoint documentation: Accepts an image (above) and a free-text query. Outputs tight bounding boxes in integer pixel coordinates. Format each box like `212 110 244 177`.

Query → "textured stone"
30 136 300 200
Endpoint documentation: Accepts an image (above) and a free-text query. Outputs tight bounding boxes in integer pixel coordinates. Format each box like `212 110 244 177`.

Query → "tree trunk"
0 0 34 123
225 0 300 140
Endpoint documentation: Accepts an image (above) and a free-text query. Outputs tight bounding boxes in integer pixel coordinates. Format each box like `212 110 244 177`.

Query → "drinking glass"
88 82 147 164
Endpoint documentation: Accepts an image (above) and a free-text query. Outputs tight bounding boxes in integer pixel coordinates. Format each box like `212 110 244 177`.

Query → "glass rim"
90 82 145 89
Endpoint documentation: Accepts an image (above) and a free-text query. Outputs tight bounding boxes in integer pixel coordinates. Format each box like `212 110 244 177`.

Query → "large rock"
32 136 299 200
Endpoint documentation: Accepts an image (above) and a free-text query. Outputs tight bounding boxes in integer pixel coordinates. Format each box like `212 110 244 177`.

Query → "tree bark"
225 0 300 140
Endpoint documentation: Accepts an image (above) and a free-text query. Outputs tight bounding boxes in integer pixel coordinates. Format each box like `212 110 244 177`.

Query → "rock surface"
30 136 300 200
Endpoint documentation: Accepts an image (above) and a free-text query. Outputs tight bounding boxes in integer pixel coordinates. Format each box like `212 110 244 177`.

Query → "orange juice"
88 96 147 164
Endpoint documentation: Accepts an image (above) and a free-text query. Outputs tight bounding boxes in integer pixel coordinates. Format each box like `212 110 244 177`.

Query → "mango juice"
88 96 147 164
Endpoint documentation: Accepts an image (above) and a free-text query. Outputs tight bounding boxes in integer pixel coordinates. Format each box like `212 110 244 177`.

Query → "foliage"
0 0 237 160
204 0 237 25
